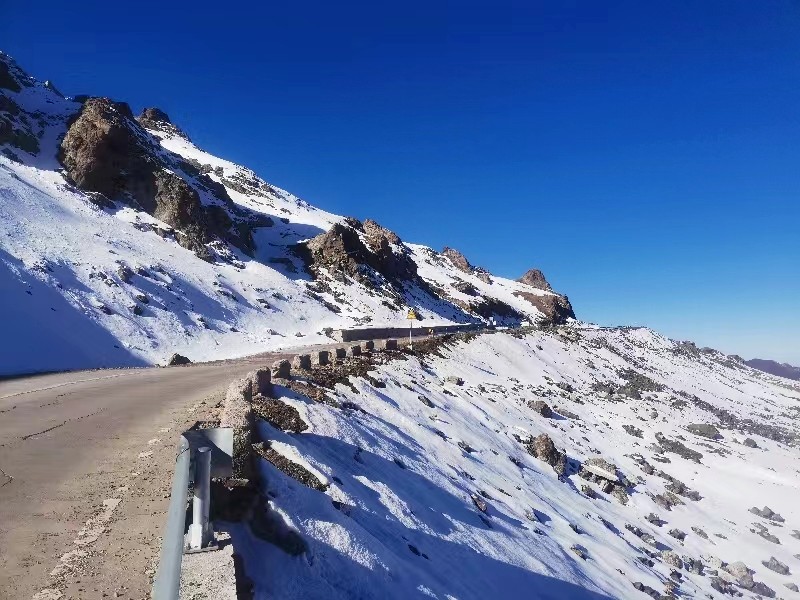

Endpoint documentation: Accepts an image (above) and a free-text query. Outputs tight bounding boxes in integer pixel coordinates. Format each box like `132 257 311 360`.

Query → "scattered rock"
623 424 644 438
686 423 721 439
529 400 553 418
645 513 665 527
570 544 588 560
661 551 683 569
446 376 464 386
655 432 703 462
750 506 785 522
417 394 435 408
762 556 790 575
785 583 799 592
668 528 686 541
471 493 488 513
580 484 596 498
167 353 191 366
611 485 629 505
583 457 620 482
632 581 660 599
524 434 567 476
743 437 759 448
253 398 308 433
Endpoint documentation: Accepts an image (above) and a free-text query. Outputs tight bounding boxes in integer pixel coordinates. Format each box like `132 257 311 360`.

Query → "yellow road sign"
407 309 418 320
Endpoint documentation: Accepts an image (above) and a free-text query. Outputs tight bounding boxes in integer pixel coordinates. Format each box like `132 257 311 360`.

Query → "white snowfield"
231 327 800 600
0 52 559 376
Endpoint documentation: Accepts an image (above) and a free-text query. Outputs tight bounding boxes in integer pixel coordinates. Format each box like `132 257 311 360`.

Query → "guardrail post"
188 446 212 550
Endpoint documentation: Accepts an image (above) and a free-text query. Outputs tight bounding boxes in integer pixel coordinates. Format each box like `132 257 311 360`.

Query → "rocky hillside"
745 359 800 382
231 325 800 600
0 51 573 375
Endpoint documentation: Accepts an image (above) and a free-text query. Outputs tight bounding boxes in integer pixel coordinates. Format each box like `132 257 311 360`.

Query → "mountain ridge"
1 50 571 375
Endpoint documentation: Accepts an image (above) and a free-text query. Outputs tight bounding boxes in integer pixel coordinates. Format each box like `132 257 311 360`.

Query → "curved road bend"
0 333 442 599
0 351 295 600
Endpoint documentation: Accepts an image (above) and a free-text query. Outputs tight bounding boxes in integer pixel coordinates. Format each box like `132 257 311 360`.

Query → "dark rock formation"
253 398 308 433
529 400 553 418
750 506 785 523
512 291 575 324
524 433 567 475
655 432 703 462
167 353 191 366
59 97 261 259
762 556 790 575
687 423 721 439
298 218 417 288
517 268 552 291
442 246 472 273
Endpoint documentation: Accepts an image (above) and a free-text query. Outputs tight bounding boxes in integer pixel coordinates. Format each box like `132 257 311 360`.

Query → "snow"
232 327 800 599
0 59 564 376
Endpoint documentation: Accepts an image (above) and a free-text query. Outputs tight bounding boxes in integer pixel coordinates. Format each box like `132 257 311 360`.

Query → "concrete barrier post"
188 446 212 550
335 347 346 359
292 354 311 370
348 345 362 357
383 339 398 351
315 350 330 366
364 340 375 351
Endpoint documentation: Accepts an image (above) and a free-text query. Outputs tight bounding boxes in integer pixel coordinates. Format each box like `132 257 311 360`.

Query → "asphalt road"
0 350 294 600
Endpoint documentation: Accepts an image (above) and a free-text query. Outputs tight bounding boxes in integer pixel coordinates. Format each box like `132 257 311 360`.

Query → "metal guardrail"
152 435 191 600
152 428 233 600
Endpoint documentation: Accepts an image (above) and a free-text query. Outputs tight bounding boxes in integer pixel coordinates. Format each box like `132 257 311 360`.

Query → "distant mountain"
745 358 800 381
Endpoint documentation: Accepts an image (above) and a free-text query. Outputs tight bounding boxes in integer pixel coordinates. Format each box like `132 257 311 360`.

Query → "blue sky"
3 1 799 363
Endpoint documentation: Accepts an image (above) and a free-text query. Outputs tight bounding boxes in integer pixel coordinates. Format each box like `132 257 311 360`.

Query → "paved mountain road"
0 351 295 600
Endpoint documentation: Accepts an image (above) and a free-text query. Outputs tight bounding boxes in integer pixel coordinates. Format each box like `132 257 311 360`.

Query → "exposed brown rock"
298 218 417 286
525 433 567 475
59 97 257 259
517 268 552 291
441 247 471 273
513 290 575 324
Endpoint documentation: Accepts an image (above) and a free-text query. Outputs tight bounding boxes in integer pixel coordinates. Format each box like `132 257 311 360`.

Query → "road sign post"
407 309 417 351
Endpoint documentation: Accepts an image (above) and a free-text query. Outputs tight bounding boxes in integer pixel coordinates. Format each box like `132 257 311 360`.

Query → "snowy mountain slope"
232 326 800 600
0 51 572 375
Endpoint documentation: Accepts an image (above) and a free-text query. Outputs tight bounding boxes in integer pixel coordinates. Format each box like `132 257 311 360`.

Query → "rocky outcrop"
442 247 472 273
137 107 189 139
687 423 721 439
59 97 261 259
167 353 191 366
297 218 418 287
517 268 552 291
441 247 492 283
513 290 575 324
525 433 567 475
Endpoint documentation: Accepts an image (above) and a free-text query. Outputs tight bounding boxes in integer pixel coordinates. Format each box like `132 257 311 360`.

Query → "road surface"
0 350 295 600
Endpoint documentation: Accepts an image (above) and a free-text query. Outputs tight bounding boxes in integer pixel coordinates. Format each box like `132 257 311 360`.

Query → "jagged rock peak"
518 268 552 291
136 106 188 139
138 107 172 125
364 218 402 246
442 246 472 273
58 96 257 260
299 217 417 286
